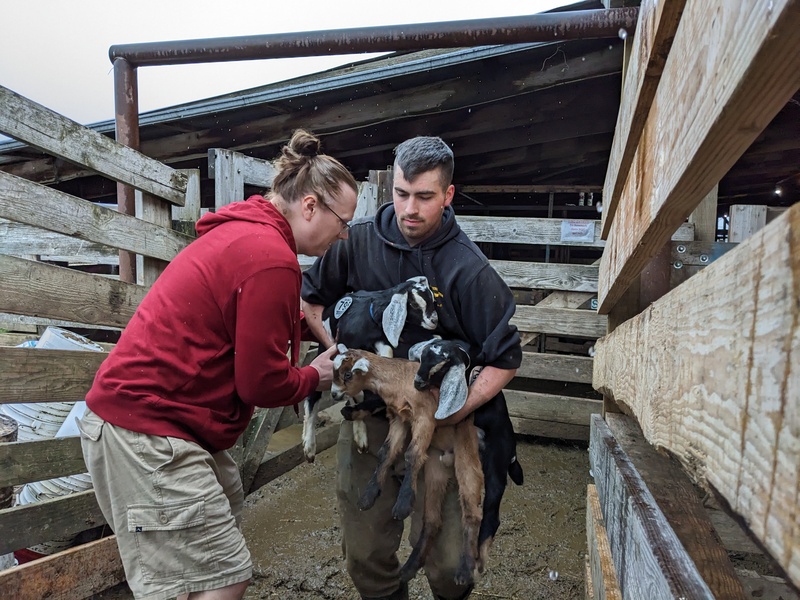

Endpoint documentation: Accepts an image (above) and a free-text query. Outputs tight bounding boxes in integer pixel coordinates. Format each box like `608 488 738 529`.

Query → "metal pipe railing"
109 8 638 66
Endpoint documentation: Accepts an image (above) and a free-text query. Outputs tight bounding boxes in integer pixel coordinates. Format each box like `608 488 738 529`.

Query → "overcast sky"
1 0 572 128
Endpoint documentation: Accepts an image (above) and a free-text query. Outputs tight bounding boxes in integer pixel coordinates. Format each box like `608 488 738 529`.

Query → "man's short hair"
393 136 454 189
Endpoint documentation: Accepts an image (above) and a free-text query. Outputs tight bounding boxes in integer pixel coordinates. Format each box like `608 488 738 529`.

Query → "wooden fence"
587 0 799 598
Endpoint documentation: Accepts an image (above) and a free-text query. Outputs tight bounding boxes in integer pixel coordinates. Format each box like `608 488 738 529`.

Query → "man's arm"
301 300 335 348
437 365 516 425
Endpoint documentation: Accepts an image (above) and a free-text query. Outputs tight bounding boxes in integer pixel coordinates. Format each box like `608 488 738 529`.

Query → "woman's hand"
310 344 339 391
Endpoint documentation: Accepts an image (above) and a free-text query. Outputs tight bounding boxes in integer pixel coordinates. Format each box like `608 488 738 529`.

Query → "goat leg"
393 414 435 521
301 391 323 463
453 419 484 586
399 451 449 582
358 419 408 511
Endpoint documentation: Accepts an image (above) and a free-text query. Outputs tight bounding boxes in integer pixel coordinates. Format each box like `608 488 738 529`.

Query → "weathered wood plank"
0 255 145 328
589 415 715 599
459 216 693 248
512 306 607 339
460 185 602 194
605 413 747 599
0 489 106 555
208 148 277 190
586 483 623 600
240 407 284 495
0 85 187 205
598 0 800 312
490 260 598 292
504 390 601 428
0 171 191 261
0 219 118 263
728 204 767 243
516 351 594 384
0 535 124 600
593 204 800 587
600 0 686 239
0 436 85 487
211 148 245 208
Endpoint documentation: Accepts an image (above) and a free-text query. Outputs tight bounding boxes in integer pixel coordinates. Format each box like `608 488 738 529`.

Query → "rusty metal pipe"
109 8 638 67
114 57 139 284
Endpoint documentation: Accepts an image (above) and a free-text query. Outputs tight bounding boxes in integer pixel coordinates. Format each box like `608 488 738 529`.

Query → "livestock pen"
0 0 798 598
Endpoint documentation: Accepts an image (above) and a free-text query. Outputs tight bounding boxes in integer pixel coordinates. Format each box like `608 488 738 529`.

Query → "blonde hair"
271 129 357 205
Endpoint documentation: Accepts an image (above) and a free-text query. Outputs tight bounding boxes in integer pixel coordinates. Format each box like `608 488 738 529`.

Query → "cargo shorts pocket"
76 410 104 442
127 498 218 582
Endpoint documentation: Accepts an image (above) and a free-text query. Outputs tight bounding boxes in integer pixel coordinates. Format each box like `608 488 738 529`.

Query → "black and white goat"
301 276 438 462
409 338 524 573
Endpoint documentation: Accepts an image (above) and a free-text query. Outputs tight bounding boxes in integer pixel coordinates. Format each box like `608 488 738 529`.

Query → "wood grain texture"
600 0 686 239
589 415 715 599
0 85 187 205
513 305 607 338
586 483 623 600
0 535 124 600
593 204 800 586
0 437 85 487
516 351 594 384
491 260 598 292
598 0 800 313
0 255 145 328
0 171 191 261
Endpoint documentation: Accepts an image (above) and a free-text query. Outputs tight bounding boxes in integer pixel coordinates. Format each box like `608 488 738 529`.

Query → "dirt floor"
240 436 591 600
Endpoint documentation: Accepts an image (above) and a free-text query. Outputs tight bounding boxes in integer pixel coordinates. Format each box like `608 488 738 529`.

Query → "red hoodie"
86 195 320 452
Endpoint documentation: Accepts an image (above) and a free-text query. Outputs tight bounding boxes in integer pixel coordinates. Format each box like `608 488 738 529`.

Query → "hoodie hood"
195 195 296 252
373 202 460 251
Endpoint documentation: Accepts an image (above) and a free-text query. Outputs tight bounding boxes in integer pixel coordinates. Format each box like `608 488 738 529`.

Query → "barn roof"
1 0 797 213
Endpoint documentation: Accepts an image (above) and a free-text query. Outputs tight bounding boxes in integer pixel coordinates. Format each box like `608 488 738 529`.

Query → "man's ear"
444 184 455 207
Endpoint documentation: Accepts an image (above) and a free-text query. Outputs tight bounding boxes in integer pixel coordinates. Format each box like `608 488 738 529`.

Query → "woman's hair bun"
287 129 321 158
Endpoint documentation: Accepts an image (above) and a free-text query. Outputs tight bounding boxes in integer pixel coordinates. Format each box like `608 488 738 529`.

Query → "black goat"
409 338 524 574
301 276 438 462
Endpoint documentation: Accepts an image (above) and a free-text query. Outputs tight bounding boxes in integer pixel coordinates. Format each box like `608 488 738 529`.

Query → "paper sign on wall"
560 220 595 243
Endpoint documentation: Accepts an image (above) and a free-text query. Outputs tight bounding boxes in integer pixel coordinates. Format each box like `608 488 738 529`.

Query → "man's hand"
310 344 339 391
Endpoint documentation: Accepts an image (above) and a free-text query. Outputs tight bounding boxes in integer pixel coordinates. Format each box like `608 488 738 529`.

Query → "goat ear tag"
383 292 407 347
334 297 353 319
434 364 468 420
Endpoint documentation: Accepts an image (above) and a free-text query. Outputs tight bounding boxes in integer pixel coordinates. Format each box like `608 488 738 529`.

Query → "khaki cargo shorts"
79 408 252 600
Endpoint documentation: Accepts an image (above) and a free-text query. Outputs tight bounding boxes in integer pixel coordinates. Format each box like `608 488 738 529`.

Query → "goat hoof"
391 501 413 521
358 490 379 511
399 564 419 583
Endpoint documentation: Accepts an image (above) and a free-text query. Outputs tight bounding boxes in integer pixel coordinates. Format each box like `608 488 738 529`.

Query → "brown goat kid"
331 345 484 585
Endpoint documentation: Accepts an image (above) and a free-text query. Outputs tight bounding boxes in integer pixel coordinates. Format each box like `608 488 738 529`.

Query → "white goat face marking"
334 297 353 319
409 281 438 330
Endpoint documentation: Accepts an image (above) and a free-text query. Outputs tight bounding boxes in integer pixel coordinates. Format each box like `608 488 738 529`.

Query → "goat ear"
434 363 468 420
382 291 408 347
408 338 435 362
351 357 370 373
336 343 348 354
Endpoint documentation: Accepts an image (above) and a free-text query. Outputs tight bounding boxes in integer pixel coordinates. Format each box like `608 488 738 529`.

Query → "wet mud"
241 437 591 600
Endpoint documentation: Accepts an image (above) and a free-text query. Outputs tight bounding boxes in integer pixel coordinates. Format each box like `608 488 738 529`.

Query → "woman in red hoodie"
79 130 357 600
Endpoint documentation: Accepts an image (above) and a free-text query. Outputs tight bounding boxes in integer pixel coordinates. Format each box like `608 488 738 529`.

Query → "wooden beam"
505 390 601 441
512 306 608 339
589 415 715 599
0 85 187 206
0 535 124 600
586 483 623 600
460 185 602 194
688 184 719 242
728 204 767 242
0 172 191 261
600 0 687 239
208 149 276 189
458 216 693 248
604 413 747 599
593 204 800 587
516 351 594 384
240 407 284 495
0 436 85 487
0 489 106 555
490 261 598 292
597 0 800 313
0 256 145 328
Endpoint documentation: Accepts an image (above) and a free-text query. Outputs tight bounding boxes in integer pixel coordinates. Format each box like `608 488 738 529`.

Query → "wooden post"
728 204 767 242
688 184 719 242
172 169 202 236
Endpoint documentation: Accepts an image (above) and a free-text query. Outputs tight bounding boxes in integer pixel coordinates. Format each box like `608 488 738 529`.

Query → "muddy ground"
240 436 591 600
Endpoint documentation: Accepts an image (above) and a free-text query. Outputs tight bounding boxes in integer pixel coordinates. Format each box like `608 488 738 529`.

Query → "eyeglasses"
319 197 351 234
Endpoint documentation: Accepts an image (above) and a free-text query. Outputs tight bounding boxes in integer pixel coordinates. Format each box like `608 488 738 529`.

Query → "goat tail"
508 457 524 486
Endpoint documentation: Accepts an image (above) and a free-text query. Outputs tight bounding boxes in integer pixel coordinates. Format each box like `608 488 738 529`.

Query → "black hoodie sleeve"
301 237 352 308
